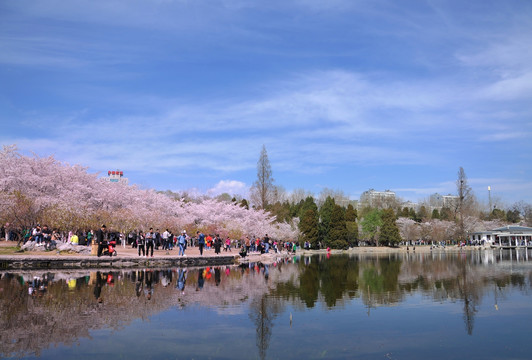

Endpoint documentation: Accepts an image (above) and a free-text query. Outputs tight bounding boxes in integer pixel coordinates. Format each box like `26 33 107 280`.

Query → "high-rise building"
359 189 396 209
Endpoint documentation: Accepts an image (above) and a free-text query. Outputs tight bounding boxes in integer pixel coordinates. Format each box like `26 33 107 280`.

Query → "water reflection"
1 250 532 359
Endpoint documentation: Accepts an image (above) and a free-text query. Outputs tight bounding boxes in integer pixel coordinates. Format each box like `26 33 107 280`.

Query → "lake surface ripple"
1 249 532 359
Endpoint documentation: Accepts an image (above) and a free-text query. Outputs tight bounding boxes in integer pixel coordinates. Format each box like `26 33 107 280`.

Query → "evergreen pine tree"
345 204 357 221
379 208 402 247
408 208 417 220
299 196 318 218
319 196 335 246
345 204 358 246
440 207 453 221
328 204 349 249
299 208 320 248
417 205 428 221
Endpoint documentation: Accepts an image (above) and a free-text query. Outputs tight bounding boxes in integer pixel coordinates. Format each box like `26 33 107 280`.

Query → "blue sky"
1 0 531 206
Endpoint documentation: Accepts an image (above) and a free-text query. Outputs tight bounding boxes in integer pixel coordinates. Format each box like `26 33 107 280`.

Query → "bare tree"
250 145 274 209
288 188 314 205
270 185 287 205
511 201 532 226
318 187 351 208
456 167 474 241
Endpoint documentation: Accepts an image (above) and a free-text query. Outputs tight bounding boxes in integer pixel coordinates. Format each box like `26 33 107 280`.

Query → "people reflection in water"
161 269 172 287
135 270 144 297
263 264 269 280
145 270 153 300
28 275 49 298
93 271 104 303
196 268 205 291
177 268 187 293
214 267 221 286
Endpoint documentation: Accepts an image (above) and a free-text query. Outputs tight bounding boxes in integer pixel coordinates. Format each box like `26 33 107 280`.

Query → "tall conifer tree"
379 208 402 247
299 208 320 248
319 196 335 246
250 145 274 209
329 204 349 249
345 204 359 246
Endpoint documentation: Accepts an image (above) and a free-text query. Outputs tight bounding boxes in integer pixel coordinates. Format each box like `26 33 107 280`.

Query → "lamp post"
488 186 492 213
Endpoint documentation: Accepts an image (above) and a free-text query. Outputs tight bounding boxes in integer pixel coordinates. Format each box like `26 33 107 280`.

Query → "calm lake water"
2 250 532 360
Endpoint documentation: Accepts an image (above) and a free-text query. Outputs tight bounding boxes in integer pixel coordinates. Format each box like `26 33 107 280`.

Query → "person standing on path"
87 230 93 247
245 236 251 254
264 234 270 253
146 228 155 257
214 234 222 255
162 229 170 250
206 234 213 250
178 230 187 256
154 229 161 250
197 231 205 256
96 225 107 257
224 237 232 252
137 230 146 257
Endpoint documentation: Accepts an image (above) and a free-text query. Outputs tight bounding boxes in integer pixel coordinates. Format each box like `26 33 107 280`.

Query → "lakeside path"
0 241 242 270
0 241 488 271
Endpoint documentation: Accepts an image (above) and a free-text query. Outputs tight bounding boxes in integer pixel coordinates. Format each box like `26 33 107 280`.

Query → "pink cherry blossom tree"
0 145 298 240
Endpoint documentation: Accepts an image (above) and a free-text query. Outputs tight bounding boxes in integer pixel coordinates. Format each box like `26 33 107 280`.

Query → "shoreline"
0 240 497 271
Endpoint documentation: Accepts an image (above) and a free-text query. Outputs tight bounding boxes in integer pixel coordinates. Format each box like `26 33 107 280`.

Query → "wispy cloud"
1 0 531 203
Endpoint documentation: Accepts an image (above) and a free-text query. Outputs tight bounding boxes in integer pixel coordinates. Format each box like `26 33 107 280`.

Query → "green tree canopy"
379 208 402 247
319 196 336 245
408 208 417 221
417 206 428 222
299 208 320 249
361 209 382 244
506 209 520 223
345 204 358 222
267 201 291 223
299 196 318 218
440 207 453 221
489 208 505 221
345 204 359 247
328 204 349 249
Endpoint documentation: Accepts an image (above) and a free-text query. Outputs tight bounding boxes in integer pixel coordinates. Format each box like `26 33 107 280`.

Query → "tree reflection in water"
0 250 531 358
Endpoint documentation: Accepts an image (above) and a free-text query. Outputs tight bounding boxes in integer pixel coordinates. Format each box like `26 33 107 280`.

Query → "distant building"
470 226 532 247
429 193 459 209
401 200 419 211
359 189 396 209
104 170 128 185
442 195 459 209
429 193 444 207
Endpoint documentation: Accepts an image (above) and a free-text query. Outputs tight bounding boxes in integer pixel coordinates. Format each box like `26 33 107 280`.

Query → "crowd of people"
4 223 302 258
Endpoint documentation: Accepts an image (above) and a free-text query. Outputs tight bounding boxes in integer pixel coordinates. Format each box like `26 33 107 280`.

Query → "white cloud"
4 65 526 179
2 0 531 204
480 72 532 101
207 180 249 197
